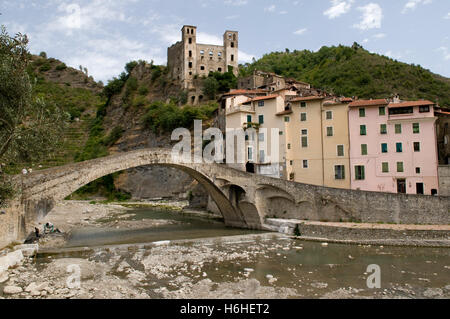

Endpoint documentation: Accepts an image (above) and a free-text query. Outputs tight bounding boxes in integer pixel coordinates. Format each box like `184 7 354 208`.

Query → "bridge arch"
20 149 253 229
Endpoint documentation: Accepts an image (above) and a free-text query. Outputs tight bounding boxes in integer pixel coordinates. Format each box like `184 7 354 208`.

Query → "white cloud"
293 28 307 35
354 3 383 31
385 50 403 60
437 47 450 60
224 0 248 6
445 12 450 19
402 0 432 14
239 50 255 63
323 0 354 19
373 33 386 39
264 5 276 12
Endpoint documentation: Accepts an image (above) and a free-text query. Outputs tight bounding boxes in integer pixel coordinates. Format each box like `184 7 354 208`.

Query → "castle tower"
182 25 197 89
223 30 239 76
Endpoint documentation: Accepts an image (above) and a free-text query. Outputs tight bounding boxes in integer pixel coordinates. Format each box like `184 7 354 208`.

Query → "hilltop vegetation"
239 43 450 107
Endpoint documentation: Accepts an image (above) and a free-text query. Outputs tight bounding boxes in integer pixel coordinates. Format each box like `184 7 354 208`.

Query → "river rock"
25 282 48 293
0 250 24 274
423 288 443 298
14 244 39 257
3 285 23 294
44 258 105 280
0 272 9 283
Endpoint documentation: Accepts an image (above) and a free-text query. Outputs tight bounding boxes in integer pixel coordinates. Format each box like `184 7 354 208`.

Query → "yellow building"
285 96 325 186
321 99 352 189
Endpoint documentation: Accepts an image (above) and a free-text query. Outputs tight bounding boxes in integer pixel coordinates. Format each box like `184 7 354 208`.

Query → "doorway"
397 179 406 194
416 183 424 195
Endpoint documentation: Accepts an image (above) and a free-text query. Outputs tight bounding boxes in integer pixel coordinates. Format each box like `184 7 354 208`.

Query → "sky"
1 0 449 83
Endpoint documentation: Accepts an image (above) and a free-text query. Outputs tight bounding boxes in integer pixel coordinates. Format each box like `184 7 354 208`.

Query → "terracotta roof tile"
246 94 279 102
223 89 268 96
388 100 435 108
290 96 324 102
349 99 388 107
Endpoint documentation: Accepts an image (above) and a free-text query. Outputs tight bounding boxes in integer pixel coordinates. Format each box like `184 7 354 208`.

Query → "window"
301 129 308 135
389 107 413 115
413 123 420 134
279 131 283 135
379 107 386 116
359 108 366 117
288 143 291 150
290 160 293 166
380 124 387 134
258 115 264 124
259 150 265 163
355 166 365 180
382 162 389 173
189 38 192 44
301 113 307 121
419 105 430 113
188 62 193 69
301 136 308 148
397 162 404 173
327 127 333 137
258 101 264 107
200 66 205 70
218 52 222 57
395 124 402 134
303 160 308 168
416 167 421 174
285 116 290 123
231 54 234 61
414 142 420 152
361 144 368 155
337 145 344 157
209 51 213 56
326 111 333 120
360 125 367 136
335 165 345 180
248 147 253 161
231 42 235 48
189 50 192 57
258 133 264 142
300 102 306 108
247 115 252 123
381 143 388 153
396 143 403 153
200 50 204 55
218 68 222 72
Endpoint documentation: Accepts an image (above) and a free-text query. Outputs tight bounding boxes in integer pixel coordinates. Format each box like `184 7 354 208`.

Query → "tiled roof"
348 99 388 107
388 100 435 108
290 96 324 102
246 94 279 102
223 89 268 96
340 97 353 103
436 111 450 116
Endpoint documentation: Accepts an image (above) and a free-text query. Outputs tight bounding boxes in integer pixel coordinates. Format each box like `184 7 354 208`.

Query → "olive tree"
0 26 68 206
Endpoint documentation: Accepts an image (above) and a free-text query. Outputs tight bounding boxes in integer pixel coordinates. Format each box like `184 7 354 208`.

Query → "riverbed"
0 201 449 299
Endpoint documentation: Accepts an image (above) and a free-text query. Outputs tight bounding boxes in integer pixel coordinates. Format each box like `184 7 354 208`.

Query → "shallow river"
32 207 450 298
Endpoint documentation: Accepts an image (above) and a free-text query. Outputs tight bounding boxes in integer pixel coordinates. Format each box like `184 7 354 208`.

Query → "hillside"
239 43 450 107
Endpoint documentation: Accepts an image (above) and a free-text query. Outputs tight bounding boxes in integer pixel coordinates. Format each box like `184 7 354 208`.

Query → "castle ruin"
167 25 239 104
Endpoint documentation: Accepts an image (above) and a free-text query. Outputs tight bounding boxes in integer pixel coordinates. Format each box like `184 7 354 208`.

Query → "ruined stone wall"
167 42 184 84
0 201 25 249
438 165 450 197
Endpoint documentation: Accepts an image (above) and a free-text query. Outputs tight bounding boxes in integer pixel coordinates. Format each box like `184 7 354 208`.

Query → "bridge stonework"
1 148 449 248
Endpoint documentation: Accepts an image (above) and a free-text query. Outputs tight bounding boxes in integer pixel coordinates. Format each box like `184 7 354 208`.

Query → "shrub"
39 51 47 59
56 63 67 71
138 85 149 96
103 126 124 146
39 63 51 72
126 76 138 92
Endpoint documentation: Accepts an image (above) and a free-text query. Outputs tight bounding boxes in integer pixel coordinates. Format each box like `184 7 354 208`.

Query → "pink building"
348 99 439 195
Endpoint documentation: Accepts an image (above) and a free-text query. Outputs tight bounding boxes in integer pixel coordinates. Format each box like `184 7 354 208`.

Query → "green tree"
0 26 68 206
202 77 219 100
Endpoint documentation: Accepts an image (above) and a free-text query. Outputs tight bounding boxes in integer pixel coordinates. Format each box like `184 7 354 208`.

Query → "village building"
348 98 439 195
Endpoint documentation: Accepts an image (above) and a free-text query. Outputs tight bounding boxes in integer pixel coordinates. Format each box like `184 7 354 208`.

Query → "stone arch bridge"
16 148 450 234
